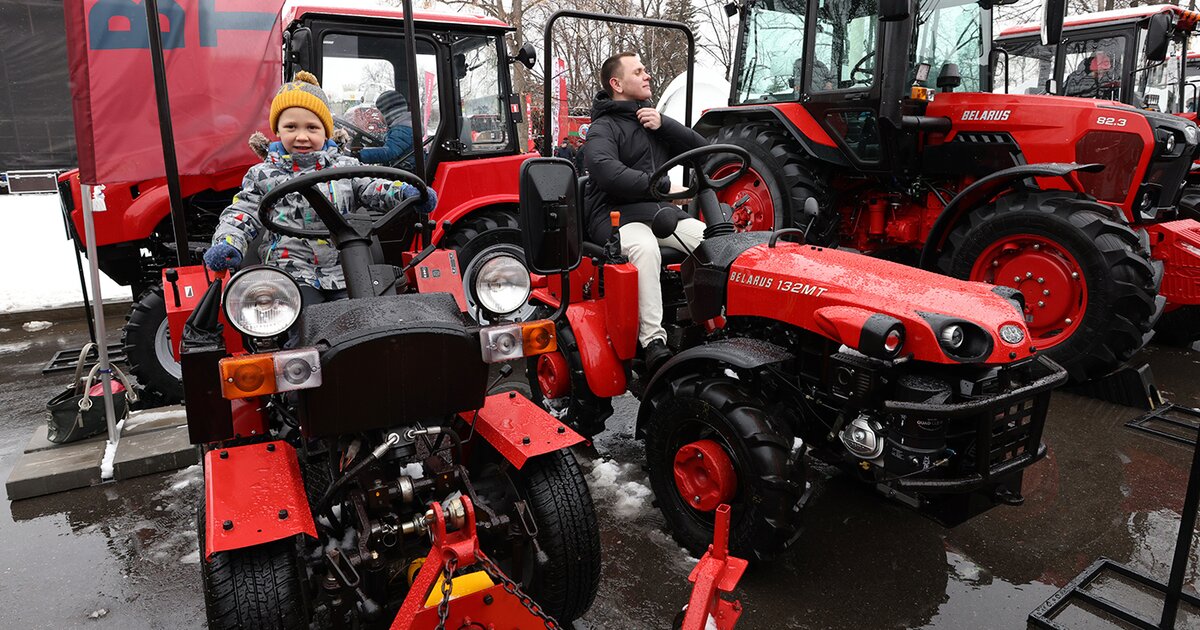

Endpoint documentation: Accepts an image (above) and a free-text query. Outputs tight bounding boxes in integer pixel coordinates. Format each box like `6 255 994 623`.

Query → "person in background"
359 90 416 169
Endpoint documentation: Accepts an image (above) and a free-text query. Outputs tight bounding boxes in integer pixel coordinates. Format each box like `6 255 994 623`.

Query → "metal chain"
434 555 458 630
473 549 562 630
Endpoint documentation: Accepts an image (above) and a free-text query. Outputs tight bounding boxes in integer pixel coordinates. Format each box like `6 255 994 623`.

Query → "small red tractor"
58 3 539 405
697 0 1200 382
524 144 1067 560
176 164 599 628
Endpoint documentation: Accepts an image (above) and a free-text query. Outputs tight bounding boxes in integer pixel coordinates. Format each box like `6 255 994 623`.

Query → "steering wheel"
849 51 875 86
256 165 428 245
648 144 751 202
334 115 386 149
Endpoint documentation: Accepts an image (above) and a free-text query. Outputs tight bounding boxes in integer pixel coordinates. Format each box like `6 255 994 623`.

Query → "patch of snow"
0 194 130 313
0 340 34 355
180 549 200 564
99 419 126 480
723 368 739 379
0 327 10 333
87 609 108 619
22 320 52 332
123 407 187 432
587 458 654 519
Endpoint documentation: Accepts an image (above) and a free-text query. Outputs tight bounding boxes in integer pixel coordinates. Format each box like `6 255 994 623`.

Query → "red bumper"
1149 219 1200 305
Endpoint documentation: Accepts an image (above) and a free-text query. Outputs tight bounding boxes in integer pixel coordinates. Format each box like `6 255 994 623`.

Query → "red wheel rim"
711 163 775 232
969 234 1087 346
673 439 737 512
537 351 570 399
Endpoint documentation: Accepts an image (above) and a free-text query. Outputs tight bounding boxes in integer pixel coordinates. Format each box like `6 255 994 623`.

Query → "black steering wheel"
257 165 428 246
334 115 386 149
849 51 875 86
648 144 751 202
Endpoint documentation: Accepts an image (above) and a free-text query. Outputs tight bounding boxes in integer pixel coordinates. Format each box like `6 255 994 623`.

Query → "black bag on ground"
46 344 138 444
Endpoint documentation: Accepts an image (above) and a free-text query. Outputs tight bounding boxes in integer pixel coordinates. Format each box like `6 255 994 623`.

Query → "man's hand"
636 108 662 131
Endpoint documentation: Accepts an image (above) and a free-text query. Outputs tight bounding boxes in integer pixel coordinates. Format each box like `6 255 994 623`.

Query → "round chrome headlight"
473 254 532 316
940 324 965 350
1165 133 1177 154
999 324 1026 345
223 266 302 338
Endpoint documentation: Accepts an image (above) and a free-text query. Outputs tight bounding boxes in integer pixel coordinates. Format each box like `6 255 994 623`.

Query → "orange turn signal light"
521 320 558 355
481 320 558 363
219 355 275 399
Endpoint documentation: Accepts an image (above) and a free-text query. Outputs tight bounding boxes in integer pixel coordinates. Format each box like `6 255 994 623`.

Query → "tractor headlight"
1184 125 1198 146
999 324 1026 345
921 312 994 362
223 266 302 338
939 324 965 350
474 254 532 316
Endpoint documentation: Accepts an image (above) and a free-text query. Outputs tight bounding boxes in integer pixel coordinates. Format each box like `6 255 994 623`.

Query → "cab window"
1061 36 1126 101
811 0 879 92
451 34 512 155
733 0 809 104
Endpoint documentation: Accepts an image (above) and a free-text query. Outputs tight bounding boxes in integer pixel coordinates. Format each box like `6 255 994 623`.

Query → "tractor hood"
682 234 1034 365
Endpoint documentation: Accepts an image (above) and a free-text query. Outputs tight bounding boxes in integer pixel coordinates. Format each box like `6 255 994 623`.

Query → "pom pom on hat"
269 71 335 136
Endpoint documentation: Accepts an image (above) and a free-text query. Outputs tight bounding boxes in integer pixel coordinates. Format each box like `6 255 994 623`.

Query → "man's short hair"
600 52 637 97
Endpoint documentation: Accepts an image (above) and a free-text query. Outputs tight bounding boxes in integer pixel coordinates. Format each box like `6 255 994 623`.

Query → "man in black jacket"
583 52 709 372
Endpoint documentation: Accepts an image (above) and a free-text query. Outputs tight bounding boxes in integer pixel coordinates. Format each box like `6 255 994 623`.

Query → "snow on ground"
21 321 52 331
0 193 130 313
587 457 655 519
123 406 187 432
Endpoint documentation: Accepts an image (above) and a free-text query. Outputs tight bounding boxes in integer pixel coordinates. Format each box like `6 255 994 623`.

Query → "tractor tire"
1154 306 1200 346
939 191 1163 383
446 209 536 323
644 372 804 561
123 286 183 407
511 448 602 623
705 122 837 243
199 502 306 630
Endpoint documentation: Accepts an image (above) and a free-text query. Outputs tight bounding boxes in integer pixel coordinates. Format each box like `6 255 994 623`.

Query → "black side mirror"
1145 12 1176 63
287 27 312 72
519 158 582 275
937 63 962 92
879 0 910 22
1041 0 1065 46
511 42 537 70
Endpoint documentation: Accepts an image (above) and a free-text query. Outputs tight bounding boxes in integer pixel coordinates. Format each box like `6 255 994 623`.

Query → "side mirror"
287 27 312 72
518 158 582 275
1145 12 1176 63
511 42 537 70
1040 0 1065 46
879 0 910 22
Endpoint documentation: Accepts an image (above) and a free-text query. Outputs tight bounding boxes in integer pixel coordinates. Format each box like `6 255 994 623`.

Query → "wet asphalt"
2 313 1200 629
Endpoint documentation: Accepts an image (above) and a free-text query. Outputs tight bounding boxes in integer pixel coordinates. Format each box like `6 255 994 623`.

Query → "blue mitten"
204 242 243 271
401 183 437 214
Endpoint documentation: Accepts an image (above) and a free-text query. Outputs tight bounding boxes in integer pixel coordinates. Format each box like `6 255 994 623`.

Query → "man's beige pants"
619 217 706 347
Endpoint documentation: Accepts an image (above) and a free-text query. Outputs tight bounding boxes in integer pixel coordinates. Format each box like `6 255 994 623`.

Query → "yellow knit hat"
269 71 334 136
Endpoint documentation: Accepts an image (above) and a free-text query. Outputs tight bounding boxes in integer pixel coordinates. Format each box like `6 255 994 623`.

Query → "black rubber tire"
938 191 1163 383
445 208 534 323
706 122 838 244
199 500 306 630
644 373 803 561
123 286 183 406
512 448 602 623
1154 306 1200 346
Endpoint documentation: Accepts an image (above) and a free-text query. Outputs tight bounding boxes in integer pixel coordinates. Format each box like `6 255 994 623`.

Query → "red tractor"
178 165 599 628
697 0 1200 382
524 142 1067 560
57 3 539 405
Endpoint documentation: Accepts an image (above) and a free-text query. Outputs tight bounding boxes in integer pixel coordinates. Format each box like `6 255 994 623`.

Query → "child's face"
277 107 327 154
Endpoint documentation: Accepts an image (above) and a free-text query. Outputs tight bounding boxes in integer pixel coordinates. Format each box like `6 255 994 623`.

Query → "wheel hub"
672 439 737 512
971 235 1086 343
537 351 570 399
712 164 772 232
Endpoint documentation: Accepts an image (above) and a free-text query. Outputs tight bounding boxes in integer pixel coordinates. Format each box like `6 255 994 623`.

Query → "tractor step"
42 343 126 375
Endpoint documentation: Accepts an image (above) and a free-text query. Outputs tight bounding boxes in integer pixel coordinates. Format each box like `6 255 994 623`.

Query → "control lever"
165 268 181 307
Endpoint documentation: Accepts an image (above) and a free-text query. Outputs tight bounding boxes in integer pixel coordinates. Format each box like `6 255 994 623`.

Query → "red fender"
203 440 317 560
458 393 583 469
566 303 627 397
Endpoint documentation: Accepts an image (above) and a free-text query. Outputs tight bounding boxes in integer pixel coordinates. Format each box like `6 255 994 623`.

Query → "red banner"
64 0 284 185
422 70 435 131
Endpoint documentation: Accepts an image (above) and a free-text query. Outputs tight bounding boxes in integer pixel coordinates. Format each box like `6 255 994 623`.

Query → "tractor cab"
994 5 1200 114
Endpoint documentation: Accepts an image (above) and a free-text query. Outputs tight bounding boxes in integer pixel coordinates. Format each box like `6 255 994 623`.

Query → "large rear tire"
644 372 804 561
446 209 536 323
123 286 183 407
939 191 1163 382
705 122 837 243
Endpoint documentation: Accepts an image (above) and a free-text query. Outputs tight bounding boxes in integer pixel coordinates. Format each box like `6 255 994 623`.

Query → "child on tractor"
203 72 436 305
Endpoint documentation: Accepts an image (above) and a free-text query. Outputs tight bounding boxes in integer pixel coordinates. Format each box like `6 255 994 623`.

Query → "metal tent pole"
80 184 119 445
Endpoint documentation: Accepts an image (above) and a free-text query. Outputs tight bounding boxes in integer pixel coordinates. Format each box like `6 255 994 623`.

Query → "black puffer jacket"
582 91 708 244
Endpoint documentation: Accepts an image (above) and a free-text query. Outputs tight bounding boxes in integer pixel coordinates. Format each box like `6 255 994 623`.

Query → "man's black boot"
645 339 673 375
